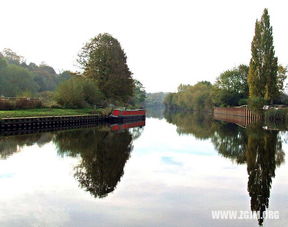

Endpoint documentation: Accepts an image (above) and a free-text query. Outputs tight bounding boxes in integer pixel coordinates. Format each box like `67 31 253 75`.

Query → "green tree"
248 9 278 104
78 33 134 104
276 65 287 97
131 80 146 107
164 82 213 111
0 64 39 97
215 65 249 97
2 48 24 65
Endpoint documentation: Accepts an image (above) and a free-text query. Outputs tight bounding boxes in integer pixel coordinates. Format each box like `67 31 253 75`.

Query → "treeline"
0 33 146 109
165 9 288 112
145 92 168 107
0 48 71 98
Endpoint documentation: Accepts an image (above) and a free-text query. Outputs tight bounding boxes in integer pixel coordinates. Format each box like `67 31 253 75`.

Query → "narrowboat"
110 109 146 122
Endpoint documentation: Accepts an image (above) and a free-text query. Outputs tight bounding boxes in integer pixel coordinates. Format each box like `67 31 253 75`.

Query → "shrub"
238 98 248 105
54 77 104 108
248 97 265 113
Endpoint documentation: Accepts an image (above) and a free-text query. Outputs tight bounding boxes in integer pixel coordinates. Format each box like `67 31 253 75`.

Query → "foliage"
0 49 72 97
276 65 287 97
248 8 278 103
0 63 39 96
130 80 146 107
215 65 249 96
145 92 168 107
164 81 213 111
248 96 266 112
212 87 242 107
78 33 134 104
54 77 104 108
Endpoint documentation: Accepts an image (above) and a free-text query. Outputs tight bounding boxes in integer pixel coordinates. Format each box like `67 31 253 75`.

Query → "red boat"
110 109 146 118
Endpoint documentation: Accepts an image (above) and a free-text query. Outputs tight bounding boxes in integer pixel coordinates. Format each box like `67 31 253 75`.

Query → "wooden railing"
214 106 261 127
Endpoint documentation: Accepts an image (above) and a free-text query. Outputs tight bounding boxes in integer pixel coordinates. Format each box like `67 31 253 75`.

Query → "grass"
0 108 111 119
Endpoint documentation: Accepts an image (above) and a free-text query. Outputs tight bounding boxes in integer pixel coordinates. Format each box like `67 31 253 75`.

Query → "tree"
130 80 146 107
0 64 39 97
276 65 287 96
78 33 134 104
164 82 213 111
248 9 278 104
2 48 24 65
215 65 249 97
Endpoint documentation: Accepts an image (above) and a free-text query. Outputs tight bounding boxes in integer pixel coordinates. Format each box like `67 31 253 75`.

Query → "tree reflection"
245 125 284 225
211 122 247 164
212 121 284 226
164 111 216 140
0 133 53 159
165 111 285 226
0 123 143 198
54 126 137 198
146 106 165 119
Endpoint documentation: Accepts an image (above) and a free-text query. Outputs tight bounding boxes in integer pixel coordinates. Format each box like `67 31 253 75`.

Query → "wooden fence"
213 106 261 127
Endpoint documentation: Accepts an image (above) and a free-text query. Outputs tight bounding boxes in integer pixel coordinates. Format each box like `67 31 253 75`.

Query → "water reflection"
54 127 135 198
0 133 54 159
164 111 285 226
0 123 144 199
146 106 165 119
164 110 215 139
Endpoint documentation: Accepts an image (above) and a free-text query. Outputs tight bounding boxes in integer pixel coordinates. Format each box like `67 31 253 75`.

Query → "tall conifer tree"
248 9 278 104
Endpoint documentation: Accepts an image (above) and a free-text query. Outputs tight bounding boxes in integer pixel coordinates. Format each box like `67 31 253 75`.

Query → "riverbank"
0 108 112 119
0 108 146 135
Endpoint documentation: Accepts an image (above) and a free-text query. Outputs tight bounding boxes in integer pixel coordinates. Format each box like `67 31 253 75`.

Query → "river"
0 110 287 227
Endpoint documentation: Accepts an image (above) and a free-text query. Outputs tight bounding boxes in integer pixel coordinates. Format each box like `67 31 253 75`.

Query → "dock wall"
213 107 261 126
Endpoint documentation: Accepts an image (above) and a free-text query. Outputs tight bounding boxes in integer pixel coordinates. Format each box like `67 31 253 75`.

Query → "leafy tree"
0 64 39 97
248 9 278 104
215 65 249 97
212 87 242 107
130 80 146 107
2 48 24 65
164 82 213 111
78 33 134 104
276 65 287 97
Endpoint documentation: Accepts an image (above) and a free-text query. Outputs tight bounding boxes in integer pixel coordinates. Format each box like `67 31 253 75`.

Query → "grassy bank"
0 108 112 119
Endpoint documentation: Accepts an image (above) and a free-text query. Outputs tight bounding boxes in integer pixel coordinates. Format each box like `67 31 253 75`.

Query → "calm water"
0 111 288 227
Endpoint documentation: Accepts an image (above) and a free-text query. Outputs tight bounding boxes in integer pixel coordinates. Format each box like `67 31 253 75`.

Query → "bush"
238 98 248 105
54 77 104 108
248 97 265 112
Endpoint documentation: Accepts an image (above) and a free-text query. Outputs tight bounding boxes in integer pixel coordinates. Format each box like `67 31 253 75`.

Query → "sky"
1 0 288 93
